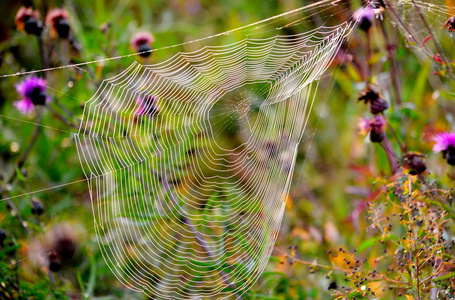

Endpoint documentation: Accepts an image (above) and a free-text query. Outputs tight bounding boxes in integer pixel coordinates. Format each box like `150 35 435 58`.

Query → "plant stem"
274 247 348 272
380 137 399 174
384 0 454 80
379 21 402 105
417 174 455 218
1 192 31 235
410 0 452 78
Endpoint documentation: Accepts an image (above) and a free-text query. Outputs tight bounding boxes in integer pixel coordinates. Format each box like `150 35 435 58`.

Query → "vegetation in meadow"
0 0 454 299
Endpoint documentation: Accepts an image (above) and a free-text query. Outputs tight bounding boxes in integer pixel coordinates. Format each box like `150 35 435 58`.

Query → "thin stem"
380 137 399 174
417 174 455 217
384 0 454 80
416 245 421 300
38 36 48 79
274 247 348 272
410 0 452 78
13 251 21 298
1 192 31 235
385 117 406 153
379 21 402 105
16 107 43 174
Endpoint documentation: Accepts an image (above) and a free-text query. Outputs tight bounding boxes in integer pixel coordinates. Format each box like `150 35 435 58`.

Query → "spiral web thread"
73 9 355 299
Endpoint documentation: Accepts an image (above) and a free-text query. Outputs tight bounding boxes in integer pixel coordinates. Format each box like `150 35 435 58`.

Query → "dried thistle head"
358 84 389 114
402 152 427 175
46 8 70 39
443 16 455 32
15 6 42 36
358 115 386 143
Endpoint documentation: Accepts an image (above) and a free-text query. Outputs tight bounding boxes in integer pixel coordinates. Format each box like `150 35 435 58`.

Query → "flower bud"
30 87 47 106
31 198 44 216
445 146 455 165
24 18 43 36
137 43 152 58
358 115 386 143
48 252 62 272
370 125 385 143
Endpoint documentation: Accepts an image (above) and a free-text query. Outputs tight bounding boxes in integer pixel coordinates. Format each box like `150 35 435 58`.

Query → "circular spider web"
75 20 353 299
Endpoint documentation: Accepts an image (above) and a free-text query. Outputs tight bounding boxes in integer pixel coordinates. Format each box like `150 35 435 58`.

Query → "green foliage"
0 0 455 299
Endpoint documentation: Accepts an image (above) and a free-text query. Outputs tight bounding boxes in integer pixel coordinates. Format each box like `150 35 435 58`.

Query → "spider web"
0 1 364 299
72 6 356 299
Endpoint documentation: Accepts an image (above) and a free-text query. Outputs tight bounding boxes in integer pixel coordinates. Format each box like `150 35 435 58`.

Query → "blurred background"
1 0 455 299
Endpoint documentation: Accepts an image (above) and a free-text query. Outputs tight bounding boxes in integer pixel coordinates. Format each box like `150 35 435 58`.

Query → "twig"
274 247 348 272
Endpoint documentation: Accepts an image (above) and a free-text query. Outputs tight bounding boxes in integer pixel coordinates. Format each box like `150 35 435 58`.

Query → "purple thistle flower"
433 132 455 165
14 76 49 115
135 95 158 116
353 5 375 32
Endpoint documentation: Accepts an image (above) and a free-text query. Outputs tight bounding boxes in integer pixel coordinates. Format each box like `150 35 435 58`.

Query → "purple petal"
14 98 35 115
433 132 455 152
